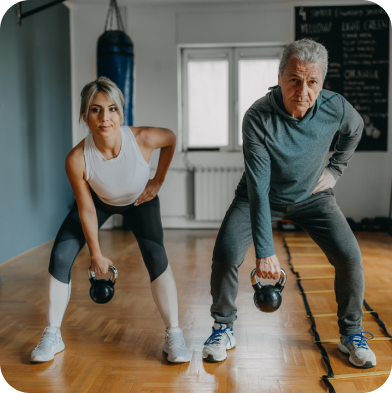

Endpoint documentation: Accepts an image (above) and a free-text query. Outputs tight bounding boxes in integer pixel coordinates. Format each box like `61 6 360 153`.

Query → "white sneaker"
202 323 236 362
31 326 65 362
163 327 190 363
338 332 376 368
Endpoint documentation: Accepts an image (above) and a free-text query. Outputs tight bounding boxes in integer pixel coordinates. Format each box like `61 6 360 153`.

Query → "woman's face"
83 92 121 137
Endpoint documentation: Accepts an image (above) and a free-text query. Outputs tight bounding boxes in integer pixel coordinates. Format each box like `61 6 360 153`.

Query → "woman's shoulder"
128 125 169 142
65 140 85 172
124 125 175 151
123 125 142 136
124 125 150 144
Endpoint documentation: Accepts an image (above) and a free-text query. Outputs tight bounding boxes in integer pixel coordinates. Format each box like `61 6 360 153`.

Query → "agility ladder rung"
286 243 319 247
327 370 391 380
292 264 333 269
284 237 314 241
309 311 372 318
301 289 334 294
315 337 392 344
297 276 335 281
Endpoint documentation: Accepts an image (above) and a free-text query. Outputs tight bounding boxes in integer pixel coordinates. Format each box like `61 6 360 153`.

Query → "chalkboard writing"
295 4 390 151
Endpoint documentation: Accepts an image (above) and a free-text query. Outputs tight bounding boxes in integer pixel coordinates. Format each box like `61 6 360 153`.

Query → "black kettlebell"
250 268 287 313
88 265 118 304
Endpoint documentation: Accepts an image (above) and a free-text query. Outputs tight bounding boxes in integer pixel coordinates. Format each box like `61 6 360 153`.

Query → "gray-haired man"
202 39 376 368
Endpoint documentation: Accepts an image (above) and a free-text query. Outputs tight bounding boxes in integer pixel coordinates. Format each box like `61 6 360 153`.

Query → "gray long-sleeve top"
240 86 364 259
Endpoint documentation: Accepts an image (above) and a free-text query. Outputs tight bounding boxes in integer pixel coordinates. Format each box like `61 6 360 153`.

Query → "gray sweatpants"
210 186 364 336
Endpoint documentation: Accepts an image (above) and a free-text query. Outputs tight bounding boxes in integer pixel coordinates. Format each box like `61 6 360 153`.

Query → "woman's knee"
48 238 84 284
137 237 168 282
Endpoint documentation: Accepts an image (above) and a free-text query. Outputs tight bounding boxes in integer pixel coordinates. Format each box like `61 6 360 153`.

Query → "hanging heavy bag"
97 0 134 126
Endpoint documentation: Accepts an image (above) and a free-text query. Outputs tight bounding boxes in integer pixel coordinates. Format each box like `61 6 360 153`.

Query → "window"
181 46 283 151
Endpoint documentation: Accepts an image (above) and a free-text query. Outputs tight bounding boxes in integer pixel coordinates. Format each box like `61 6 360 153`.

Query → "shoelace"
166 331 187 349
36 329 58 349
346 332 374 349
204 325 232 347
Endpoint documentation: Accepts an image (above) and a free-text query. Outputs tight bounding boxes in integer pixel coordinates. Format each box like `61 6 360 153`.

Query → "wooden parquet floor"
0 229 391 393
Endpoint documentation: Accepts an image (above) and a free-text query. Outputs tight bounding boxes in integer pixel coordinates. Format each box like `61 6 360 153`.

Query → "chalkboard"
295 4 390 151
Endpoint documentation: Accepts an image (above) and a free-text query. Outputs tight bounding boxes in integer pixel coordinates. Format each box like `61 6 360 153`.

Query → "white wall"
68 0 392 226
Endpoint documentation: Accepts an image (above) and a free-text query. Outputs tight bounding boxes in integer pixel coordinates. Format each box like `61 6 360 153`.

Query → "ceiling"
68 0 308 6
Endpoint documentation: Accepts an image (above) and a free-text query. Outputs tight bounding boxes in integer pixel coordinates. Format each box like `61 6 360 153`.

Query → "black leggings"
49 189 168 284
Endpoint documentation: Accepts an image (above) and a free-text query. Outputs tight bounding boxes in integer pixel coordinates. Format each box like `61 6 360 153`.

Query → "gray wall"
0 0 73 265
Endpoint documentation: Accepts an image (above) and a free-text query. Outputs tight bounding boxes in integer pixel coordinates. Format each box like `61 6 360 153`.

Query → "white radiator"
194 167 244 221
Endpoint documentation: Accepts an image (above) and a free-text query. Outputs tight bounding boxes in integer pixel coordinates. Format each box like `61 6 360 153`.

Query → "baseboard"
161 217 279 229
0 239 54 269
161 216 222 229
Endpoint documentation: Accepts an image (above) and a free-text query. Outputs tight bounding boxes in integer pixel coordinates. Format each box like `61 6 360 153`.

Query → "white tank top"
84 126 151 206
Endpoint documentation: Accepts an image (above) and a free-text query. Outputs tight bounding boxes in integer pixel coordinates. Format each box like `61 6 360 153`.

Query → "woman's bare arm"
65 142 112 274
133 127 176 206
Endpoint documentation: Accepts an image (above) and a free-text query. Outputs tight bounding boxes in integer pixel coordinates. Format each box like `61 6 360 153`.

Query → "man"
202 39 376 369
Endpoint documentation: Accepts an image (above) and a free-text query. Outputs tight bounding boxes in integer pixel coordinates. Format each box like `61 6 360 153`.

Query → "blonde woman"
31 77 190 363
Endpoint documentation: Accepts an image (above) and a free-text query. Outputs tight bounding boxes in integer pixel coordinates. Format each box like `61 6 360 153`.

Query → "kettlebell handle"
88 265 118 283
250 268 287 289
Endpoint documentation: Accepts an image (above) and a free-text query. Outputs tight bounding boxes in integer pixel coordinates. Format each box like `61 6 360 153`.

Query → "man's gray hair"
79 76 125 124
279 39 329 80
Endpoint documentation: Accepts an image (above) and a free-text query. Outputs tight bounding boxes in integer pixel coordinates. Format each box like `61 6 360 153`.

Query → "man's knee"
331 241 362 269
212 247 242 269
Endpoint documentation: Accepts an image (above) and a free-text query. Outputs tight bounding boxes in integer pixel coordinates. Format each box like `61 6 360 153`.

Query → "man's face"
278 57 324 119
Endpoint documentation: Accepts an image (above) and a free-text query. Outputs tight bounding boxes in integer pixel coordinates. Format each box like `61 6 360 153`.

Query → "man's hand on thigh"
312 168 336 194
256 254 281 280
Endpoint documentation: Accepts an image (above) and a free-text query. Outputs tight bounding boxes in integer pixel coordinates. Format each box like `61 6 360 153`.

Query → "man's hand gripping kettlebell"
256 254 281 280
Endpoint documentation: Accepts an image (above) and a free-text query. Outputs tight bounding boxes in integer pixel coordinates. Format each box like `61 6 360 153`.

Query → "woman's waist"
88 184 143 212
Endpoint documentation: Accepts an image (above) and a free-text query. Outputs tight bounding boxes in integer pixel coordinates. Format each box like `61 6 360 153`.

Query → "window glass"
238 59 280 145
188 60 229 147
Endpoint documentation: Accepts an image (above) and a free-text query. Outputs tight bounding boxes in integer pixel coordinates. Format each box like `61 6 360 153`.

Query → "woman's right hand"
90 255 113 275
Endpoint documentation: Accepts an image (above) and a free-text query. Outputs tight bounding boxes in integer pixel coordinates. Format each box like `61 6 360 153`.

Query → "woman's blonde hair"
79 76 125 124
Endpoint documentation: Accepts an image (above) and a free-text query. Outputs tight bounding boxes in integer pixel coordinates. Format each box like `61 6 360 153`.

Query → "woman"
31 77 190 363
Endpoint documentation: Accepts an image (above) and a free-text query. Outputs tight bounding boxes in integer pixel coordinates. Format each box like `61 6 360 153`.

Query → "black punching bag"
97 0 134 126
97 0 134 232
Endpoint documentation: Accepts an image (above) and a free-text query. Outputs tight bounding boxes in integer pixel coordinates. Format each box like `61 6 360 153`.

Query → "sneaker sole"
162 344 190 363
31 342 65 363
338 341 376 369
202 341 235 363
165 355 190 363
203 353 227 362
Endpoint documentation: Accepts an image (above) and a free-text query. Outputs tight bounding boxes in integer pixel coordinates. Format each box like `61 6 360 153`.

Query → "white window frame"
179 45 285 152
181 48 234 151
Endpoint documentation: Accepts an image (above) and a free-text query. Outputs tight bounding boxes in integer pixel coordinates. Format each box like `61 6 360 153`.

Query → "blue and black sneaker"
202 323 236 362
338 332 376 368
